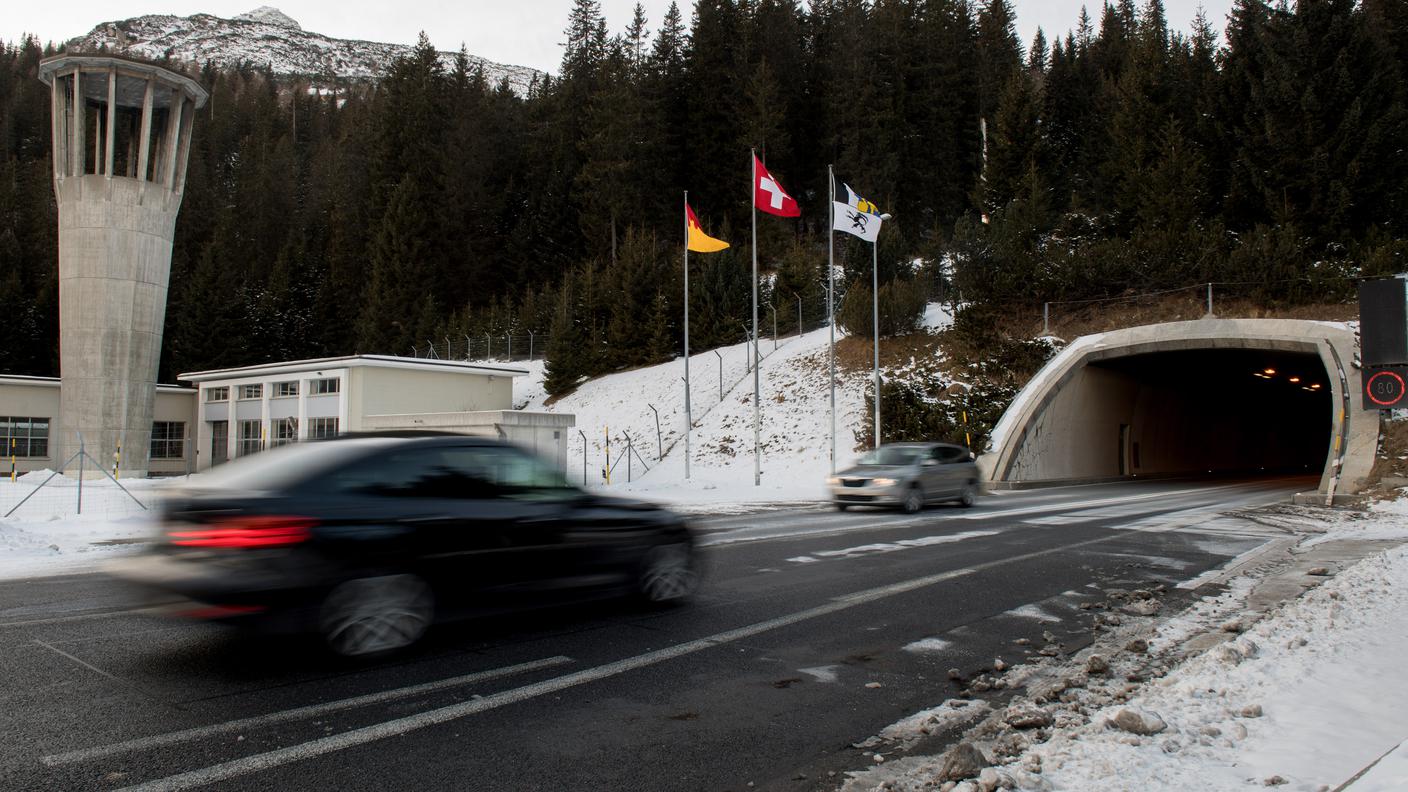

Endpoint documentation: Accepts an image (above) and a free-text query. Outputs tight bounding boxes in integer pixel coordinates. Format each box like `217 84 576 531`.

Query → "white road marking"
33 639 129 684
0 605 172 630
42 655 574 768
111 524 1204 792
788 530 1000 563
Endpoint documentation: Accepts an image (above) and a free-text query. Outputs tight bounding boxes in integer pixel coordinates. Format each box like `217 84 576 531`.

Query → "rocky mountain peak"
233 7 302 31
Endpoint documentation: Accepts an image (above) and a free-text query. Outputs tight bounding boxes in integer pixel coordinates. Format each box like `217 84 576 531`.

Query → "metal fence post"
507 334 513 361
1043 302 1050 335
1206 282 1214 316
528 330 535 361
627 436 633 482
464 335 472 361
577 429 588 487
485 333 492 360
77 433 85 515
714 350 723 401
648 404 662 459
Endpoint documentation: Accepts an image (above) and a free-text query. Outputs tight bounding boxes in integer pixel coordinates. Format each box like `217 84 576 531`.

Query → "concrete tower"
39 56 208 477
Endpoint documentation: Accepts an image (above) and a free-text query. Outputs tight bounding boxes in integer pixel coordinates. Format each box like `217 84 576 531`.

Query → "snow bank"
1018 542 1408 791
516 323 870 507
0 471 174 580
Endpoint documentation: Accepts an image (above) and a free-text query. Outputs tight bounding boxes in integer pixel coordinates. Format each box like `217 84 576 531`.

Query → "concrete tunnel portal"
980 319 1377 499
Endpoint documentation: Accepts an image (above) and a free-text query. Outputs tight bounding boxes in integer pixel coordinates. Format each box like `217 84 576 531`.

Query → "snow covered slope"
69 6 543 96
515 324 872 509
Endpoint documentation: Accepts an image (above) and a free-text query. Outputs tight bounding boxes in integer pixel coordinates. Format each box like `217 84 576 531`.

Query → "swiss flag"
753 154 800 217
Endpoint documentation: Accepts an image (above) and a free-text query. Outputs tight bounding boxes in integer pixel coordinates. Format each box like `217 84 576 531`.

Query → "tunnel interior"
1004 347 1333 482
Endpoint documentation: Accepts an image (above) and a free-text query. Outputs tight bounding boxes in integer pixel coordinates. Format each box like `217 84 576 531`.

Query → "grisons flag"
831 177 883 243
753 154 800 217
686 204 729 252
832 175 881 215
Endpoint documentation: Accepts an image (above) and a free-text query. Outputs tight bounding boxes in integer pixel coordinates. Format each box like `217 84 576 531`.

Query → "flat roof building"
1 375 197 476
177 355 572 471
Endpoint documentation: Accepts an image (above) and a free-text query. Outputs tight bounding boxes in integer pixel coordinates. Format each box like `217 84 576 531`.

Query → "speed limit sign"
1363 367 1408 409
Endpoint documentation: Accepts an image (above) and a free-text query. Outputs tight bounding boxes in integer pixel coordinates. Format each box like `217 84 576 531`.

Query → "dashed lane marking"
41 655 574 768
107 518 1249 792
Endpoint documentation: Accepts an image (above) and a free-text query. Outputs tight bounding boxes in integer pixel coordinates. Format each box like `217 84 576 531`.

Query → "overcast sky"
6 2 1235 74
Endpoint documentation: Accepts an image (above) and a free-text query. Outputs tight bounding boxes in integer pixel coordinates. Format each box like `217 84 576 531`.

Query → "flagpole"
683 191 691 480
751 150 761 487
827 165 837 474
872 231 881 450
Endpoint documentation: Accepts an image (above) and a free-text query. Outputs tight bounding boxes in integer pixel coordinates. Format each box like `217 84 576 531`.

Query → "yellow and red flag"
686 204 730 253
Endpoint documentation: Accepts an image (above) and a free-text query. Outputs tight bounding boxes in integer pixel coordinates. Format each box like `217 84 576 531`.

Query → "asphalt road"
0 476 1313 791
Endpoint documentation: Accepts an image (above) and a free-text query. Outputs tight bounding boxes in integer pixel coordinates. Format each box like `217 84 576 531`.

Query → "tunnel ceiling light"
1289 376 1301 383
1263 368 1277 375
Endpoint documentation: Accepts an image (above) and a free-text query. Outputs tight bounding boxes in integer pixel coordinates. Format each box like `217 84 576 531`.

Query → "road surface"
0 476 1313 791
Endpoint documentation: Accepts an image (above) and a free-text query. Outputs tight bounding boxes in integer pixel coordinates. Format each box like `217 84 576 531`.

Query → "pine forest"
1 0 1405 395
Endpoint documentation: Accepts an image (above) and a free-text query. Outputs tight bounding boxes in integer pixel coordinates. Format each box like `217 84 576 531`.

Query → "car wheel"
958 482 977 508
319 573 433 658
901 486 924 514
834 502 850 512
638 543 698 604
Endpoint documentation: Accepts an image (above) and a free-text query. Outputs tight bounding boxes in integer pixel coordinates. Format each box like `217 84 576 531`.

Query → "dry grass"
834 332 945 374
1366 417 1408 491
829 295 1357 394
1026 294 1356 341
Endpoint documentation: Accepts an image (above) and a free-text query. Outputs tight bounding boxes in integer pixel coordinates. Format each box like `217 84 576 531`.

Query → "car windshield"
857 447 925 466
191 438 400 492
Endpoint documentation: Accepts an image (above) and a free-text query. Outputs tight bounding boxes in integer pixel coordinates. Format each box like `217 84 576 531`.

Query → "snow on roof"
178 354 528 382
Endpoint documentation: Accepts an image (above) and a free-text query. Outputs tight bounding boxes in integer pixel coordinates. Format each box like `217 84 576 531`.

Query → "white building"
178 355 572 471
0 355 573 476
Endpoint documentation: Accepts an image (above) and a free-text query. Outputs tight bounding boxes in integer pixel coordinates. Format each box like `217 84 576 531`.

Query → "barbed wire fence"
411 333 549 363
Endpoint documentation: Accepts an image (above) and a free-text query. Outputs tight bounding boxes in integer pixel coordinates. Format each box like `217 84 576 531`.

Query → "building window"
271 418 298 447
310 377 340 395
308 417 339 439
237 420 263 457
239 384 263 400
205 386 229 402
1 416 50 458
210 421 229 465
274 381 299 398
150 421 185 460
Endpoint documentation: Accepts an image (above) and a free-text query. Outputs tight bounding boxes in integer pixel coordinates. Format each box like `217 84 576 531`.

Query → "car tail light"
168 516 317 548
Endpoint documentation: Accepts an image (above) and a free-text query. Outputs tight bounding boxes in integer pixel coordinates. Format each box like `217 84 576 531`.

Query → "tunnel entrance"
981 319 1374 497
1084 348 1331 478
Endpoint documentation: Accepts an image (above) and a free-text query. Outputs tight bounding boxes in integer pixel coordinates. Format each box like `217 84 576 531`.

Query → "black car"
108 434 698 657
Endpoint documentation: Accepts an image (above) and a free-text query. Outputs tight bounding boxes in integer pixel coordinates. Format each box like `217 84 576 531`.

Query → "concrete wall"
55 175 183 478
150 388 198 475
354 367 514 424
361 411 576 470
983 318 1373 498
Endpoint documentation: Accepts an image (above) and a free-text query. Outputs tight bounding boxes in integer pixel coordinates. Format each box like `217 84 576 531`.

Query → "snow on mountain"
68 7 543 96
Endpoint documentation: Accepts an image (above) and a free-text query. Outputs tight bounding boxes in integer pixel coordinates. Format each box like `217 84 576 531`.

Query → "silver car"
827 442 980 513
